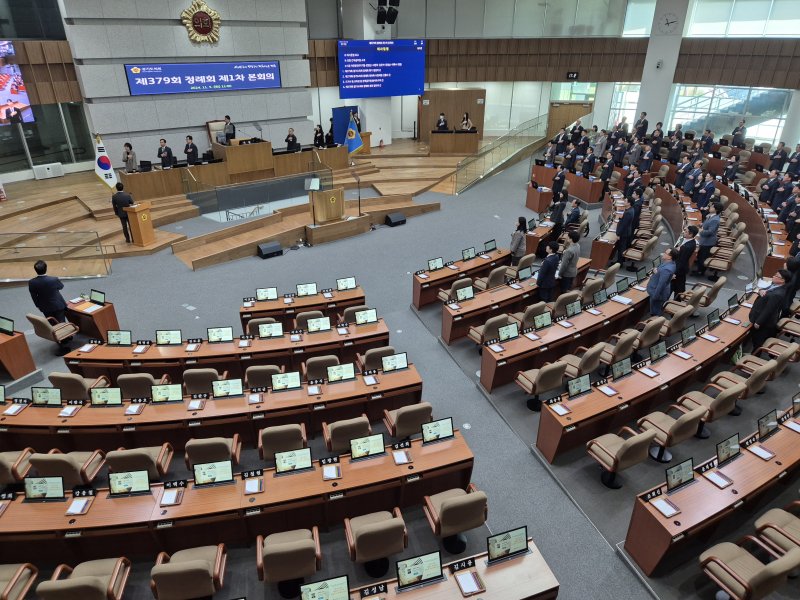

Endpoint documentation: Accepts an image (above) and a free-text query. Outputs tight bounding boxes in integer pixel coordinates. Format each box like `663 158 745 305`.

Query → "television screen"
108 470 150 496
422 417 454 443
193 460 234 487
207 327 233 343
0 316 13 335
107 330 132 346
90 387 122 406
275 447 313 474
338 39 425 99
0 41 34 124
271 371 301 391
396 551 443 590
382 352 408 372
124 61 281 96
300 575 349 600
212 379 244 398
327 363 356 383
487 526 528 564
31 387 61 406
350 433 385 460
258 322 284 338
151 384 183 403
336 277 357 291
256 287 278 301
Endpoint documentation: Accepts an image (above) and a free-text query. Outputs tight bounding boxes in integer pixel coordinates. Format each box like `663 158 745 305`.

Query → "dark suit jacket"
769 149 788 172
157 145 173 168
600 162 613 182
565 206 581 226
28 275 67 314
549 201 566 225
111 191 134 218
581 154 596 176
564 149 577 170
639 151 653 172
701 135 714 153
696 182 716 208
787 151 800 175
184 143 198 164
569 125 583 145
634 118 648 139
650 129 664 148
759 176 780 204
537 254 559 289
749 286 785 329
554 133 568 154
675 239 696 276
617 208 634 239
552 171 565 196
723 163 738 181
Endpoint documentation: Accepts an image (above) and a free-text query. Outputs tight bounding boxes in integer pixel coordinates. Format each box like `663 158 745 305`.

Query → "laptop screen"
456 286 474 302
32 387 62 406
89 289 106 305
271 372 301 391
421 417 455 444
300 576 349 600
534 312 552 330
0 316 14 335
275 447 313 474
381 352 408 373
462 247 476 261
636 268 647 283
484 239 497 252
649 340 667 362
212 379 244 398
427 257 444 271
108 470 150 496
151 384 183 403
297 283 318 297
24 476 64 501
207 327 233 343
396 552 443 591
498 323 519 341
350 433 385 460
107 330 132 346
681 324 697 346
326 363 356 383
616 278 630 294
336 276 357 291
306 317 331 333
727 294 739 312
716 433 740 467
593 289 608 305
517 266 533 281
193 460 234 487
256 287 278 301
567 374 591 398
487 526 528 564
665 458 694 492
611 357 632 379
758 409 778 440
155 330 182 345
354 309 378 325
566 300 581 318
90 387 122 406
707 309 720 330
258 322 284 338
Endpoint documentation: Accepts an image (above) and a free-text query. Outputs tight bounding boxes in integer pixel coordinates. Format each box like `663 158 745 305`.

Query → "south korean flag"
94 133 118 189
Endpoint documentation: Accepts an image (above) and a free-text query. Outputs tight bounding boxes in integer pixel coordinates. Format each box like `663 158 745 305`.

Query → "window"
609 83 641 130
688 0 800 37
551 82 597 103
622 0 657 36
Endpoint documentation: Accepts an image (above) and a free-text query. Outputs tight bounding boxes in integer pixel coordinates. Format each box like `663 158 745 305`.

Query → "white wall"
593 82 615 130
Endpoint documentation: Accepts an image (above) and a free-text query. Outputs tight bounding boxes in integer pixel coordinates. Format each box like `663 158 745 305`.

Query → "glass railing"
0 231 111 282
526 111 594 182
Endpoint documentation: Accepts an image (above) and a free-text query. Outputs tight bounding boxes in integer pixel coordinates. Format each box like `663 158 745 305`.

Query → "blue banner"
124 61 281 96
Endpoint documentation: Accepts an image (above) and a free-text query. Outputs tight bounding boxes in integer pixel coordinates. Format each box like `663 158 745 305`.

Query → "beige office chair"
636 405 707 463
340 305 370 324
580 278 604 306
183 368 227 395
736 341 798 379
548 290 580 317
608 170 622 190
295 311 323 331
749 337 800 371
383 402 433 440
663 287 705 318
246 317 277 337
705 244 745 280
505 253 535 279
467 314 511 348
36 557 131 600
184 435 241 469
117 373 169 399
423 484 488 554
256 527 321 597
515 361 567 411
597 262 620 289
755 505 800 555
244 365 282 389
26 313 78 355
48 372 110 402
258 424 307 462
302 355 339 381
622 236 657 265
778 316 800 339
150 544 227 600
473 265 507 291
356 345 396 372
105 443 174 481
739 170 757 186
322 415 371 455
560 342 605 379
633 316 666 350
598 329 639 371
586 427 658 489
345 508 407 577
704 361 777 416
0 562 38 600
659 305 694 338
0 447 34 485
29 449 105 488
509 302 548 330
677 382 746 438
437 278 473 303
700 544 800 600
655 164 669 179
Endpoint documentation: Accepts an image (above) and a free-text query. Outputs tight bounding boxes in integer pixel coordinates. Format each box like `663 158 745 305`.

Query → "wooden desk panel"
525 186 553 213
66 301 120 342
239 287 367 331
212 141 274 175
429 132 480 154
532 165 604 204
0 330 36 380
273 151 312 177
119 169 184 201
525 225 554 257
412 250 511 309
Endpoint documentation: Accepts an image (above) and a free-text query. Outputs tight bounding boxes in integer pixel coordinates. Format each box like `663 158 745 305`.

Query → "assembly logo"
129 67 141 74
181 0 221 45
347 129 356 140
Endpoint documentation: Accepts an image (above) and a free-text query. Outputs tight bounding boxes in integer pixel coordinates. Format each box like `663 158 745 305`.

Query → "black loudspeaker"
386 6 398 24
257 241 283 259
385 212 406 227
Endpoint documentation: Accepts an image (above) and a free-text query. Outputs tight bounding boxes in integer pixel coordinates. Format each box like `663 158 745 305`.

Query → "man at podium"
111 182 134 243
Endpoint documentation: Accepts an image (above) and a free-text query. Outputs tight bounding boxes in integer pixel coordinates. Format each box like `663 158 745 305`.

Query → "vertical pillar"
779 90 800 146
593 82 615 130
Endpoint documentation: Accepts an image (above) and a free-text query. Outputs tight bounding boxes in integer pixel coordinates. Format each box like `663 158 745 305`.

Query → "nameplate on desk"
187 338 203 345
320 456 340 465
240 335 255 341
164 479 187 489
307 379 324 387
251 412 264 420
667 342 681 353
312 403 325 410
640 487 663 501
190 393 209 400
449 558 476 574
156 521 173 529
363 369 379 376
321 288 333 294
359 583 388 598
72 486 96 498
185 359 197 364
406 474 420 483
12 398 31 405
741 433 758 448
64 530 82 538
545 397 563 406
778 411 793 424
130 397 150 404
392 440 412 450
136 340 153 346
0 491 17 501
241 469 263 480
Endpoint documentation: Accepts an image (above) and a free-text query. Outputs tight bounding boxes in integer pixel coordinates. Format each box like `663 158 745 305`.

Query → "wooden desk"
525 225 554 257
66 301 120 342
62 320 391 382
0 366 423 452
412 250 511 309
0 433 474 563
625 408 800 576
532 165 604 204
525 186 553 213
118 168 184 202
0 330 36 380
352 539 559 600
239 287 367 332
429 131 480 155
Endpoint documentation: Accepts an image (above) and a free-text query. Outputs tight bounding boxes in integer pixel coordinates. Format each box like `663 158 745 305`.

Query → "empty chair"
548 290 581 317
473 265 507 291
26 313 79 356
467 314 511 347
105 443 173 481
383 402 433 439
340 305 370 323
515 361 568 411
29 449 105 488
633 316 666 350
736 340 798 379
0 562 38 600
183 368 226 395
323 414 371 455
345 508 407 577
739 170 757 186
423 484 488 554
597 262 620 289
700 544 800 600
586 427 658 489
560 342 605 379
256 527 321 598
245 365 282 389
437 278 473 303
655 164 669 179
356 345 396 372
599 329 639 370
705 244 745 280
778 316 800 339
755 506 800 555
295 310 323 331
636 405 707 463
117 373 169 399
246 317 276 336
663 286 705 318
704 360 777 415
509 302 548 329
302 355 339 381
48 372 110 402
746 337 800 375
622 236 657 265
150 544 227 600
184 435 241 469
659 304 694 338
677 382 745 438
580 278 603 306
36 556 131 600
0 447 33 485
258 424 307 462
505 253 536 279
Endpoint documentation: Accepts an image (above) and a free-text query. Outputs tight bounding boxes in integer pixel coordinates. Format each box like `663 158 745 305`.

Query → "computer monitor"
89 289 106 305
139 160 152 172
90 387 122 406
527 217 537 230
297 283 318 297
616 278 630 294
707 309 721 330
534 311 552 330
498 322 519 342
758 409 779 441
31 387 62 406
745 282 754 294
326 363 356 383
155 330 182 345
636 267 647 283
306 316 331 333
350 433 386 460
396 552 444 591
354 308 378 325
108 470 151 497
193 460 234 487
382 352 408 373
793 392 800 417
567 374 591 399
147 383 182 404
336 276 357 291
716 433 740 467
456 285 474 302
566 300 582 318
649 340 667 363
0 316 13 335
487 526 528 565
681 324 697 346
517 266 533 281
427 257 444 271
24 476 65 501
665 458 694 493
207 326 233 343
299 575 350 600
212 379 244 398
611 357 632 380
256 287 278 301
271 372 302 392
258 322 284 338
593 289 608 305
462 247 476 261
652 256 663 268
727 293 739 312
484 239 497 252
106 330 132 346
275 447 313 474
421 417 455 444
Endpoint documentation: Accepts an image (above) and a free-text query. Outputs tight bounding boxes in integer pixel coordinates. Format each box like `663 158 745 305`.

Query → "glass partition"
0 231 111 282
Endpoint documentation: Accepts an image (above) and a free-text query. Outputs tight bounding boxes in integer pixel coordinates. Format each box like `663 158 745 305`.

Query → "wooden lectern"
124 202 155 247
310 188 345 225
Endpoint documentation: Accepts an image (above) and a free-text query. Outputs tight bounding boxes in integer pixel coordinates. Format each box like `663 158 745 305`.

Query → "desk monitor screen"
108 470 150 497
89 289 106 305
0 316 13 335
707 309 721 330
256 287 278 301
498 322 519 342
90 387 122 406
462 247 476 261
487 526 528 564
758 409 779 440
258 322 284 339
793 392 800 417
336 277 357 291
300 575 349 600
354 309 377 325
382 352 408 373
421 417 454 444
307 316 331 333
193 460 234 487
31 387 61 406
271 371 301 392
327 363 356 384
726 293 739 312
24 476 64 501
151 384 183 403
649 340 668 363
567 374 591 399
612 357 632 380
681 324 697 346
0 385 3 402
107 330 132 346
534 311 552 330
636 267 647 283
297 283 318 297
212 378 244 398
566 300 582 318
518 266 533 281
207 327 233 343
716 433 740 467
484 239 497 252
350 433 385 460
746 282 754 294
427 257 444 271
155 330 182 345
527 217 537 230
275 447 313 474
665 458 694 493
396 552 443 591
456 285 474 302
593 289 608 306
616 278 630 294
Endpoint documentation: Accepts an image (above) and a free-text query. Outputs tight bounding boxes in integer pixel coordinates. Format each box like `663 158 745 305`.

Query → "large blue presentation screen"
338 39 425 99
124 61 281 96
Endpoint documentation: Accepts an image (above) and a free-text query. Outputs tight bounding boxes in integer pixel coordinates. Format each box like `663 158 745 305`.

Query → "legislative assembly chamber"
1 1 800 599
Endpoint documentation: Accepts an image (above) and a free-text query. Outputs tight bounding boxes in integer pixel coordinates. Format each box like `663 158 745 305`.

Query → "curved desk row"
412 250 511 309
238 287 367 332
531 165 605 204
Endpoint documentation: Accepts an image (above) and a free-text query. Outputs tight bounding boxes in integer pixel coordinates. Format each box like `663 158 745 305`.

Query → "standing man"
224 115 236 143
543 141 557 165
770 173 793 211
600 151 614 195
695 172 716 211
157 138 173 169
673 225 697 297
4 99 22 123
639 144 654 173
111 182 134 244
581 147 597 177
569 119 583 145
563 143 577 171
786 143 800 177
646 249 677 316
554 128 569 155
28 260 70 353
693 202 721 277
184 135 198 165
768 142 788 172
650 122 664 149
700 129 715 154
667 135 683 163
732 120 747 148
615 196 635 266
557 231 581 291
749 269 789 350
548 192 567 246
674 154 691 189
551 164 566 198
537 241 560 302
436 113 448 131
683 160 703 196
634 112 648 141
285 127 298 150
722 155 739 182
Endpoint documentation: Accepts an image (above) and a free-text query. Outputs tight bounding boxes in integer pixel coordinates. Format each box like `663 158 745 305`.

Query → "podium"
124 202 155 247
526 185 553 213
310 188 345 225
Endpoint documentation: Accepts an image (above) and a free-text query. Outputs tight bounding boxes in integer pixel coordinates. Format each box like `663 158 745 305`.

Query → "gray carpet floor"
3 158 796 599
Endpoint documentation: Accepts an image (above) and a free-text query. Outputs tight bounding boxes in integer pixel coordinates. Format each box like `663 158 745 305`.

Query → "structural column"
779 90 800 146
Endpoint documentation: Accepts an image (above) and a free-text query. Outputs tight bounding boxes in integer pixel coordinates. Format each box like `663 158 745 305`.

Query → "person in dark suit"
674 155 691 189
615 196 635 266
436 113 448 131
749 269 789 350
551 165 566 197
569 120 583 145
770 173 793 211
700 129 714 154
634 112 648 140
565 199 581 227
782 257 800 316
577 132 590 156
667 135 683 163
157 138 173 168
646 249 677 316
673 225 698 297
111 182 134 243
600 152 614 196
546 194 567 249
553 128 568 155
313 125 325 147
786 144 800 177
581 147 596 177
769 142 788 172
759 169 781 205
672 123 683 139
325 118 334 145
732 120 747 148
563 143 577 171
543 141 557 165
612 138 628 167
5 99 22 123
695 172 716 211
630 189 644 232
183 135 198 165
683 161 703 196
650 122 664 149
28 260 69 351
639 145 654 173
722 155 739 182
624 169 643 200
777 185 799 225
285 127 298 150
537 241 560 302
693 202 721 276
608 125 623 149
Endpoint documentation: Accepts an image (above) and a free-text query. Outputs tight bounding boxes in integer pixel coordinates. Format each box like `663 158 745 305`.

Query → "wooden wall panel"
417 88 486 144
12 40 81 105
